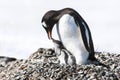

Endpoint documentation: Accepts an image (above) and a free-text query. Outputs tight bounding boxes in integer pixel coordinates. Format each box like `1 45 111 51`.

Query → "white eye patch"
42 21 47 27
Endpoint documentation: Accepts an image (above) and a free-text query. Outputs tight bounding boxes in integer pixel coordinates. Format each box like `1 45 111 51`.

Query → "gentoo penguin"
51 38 76 65
41 8 97 65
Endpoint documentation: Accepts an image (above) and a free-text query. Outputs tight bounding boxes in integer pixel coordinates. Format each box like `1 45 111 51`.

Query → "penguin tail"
87 58 110 69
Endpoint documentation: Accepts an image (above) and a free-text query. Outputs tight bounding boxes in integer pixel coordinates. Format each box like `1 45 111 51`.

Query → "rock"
0 56 16 67
0 48 120 80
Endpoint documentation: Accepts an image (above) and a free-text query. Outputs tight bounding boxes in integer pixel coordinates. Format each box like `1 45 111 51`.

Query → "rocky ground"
0 48 120 80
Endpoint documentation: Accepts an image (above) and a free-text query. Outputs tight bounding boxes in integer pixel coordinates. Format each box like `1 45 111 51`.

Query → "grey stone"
0 48 120 80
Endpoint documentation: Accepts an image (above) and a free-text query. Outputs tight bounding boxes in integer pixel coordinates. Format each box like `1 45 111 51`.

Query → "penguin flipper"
74 14 96 61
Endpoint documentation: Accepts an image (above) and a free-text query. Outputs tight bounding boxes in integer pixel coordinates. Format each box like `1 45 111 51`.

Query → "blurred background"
0 0 120 59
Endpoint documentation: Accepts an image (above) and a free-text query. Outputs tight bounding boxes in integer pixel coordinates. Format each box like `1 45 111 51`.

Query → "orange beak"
48 30 52 39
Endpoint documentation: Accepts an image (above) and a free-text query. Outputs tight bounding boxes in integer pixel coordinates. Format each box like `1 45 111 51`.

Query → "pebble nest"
0 48 120 80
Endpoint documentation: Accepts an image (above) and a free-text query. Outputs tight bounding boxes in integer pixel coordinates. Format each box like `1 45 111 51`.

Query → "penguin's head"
41 8 76 39
41 10 59 39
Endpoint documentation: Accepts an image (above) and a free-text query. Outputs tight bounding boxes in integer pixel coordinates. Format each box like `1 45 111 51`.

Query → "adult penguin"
41 8 97 64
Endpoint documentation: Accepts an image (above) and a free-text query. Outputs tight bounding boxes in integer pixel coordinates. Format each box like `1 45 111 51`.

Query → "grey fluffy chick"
51 38 76 66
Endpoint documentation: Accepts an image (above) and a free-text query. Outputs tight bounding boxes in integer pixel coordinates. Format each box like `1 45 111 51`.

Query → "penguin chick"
51 38 76 66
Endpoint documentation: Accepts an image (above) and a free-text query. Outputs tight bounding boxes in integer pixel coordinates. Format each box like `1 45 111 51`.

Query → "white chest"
57 14 89 64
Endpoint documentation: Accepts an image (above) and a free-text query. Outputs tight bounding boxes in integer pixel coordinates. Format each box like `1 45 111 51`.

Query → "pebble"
0 48 120 80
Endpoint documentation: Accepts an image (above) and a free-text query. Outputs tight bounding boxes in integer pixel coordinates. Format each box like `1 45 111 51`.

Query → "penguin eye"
42 21 47 28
